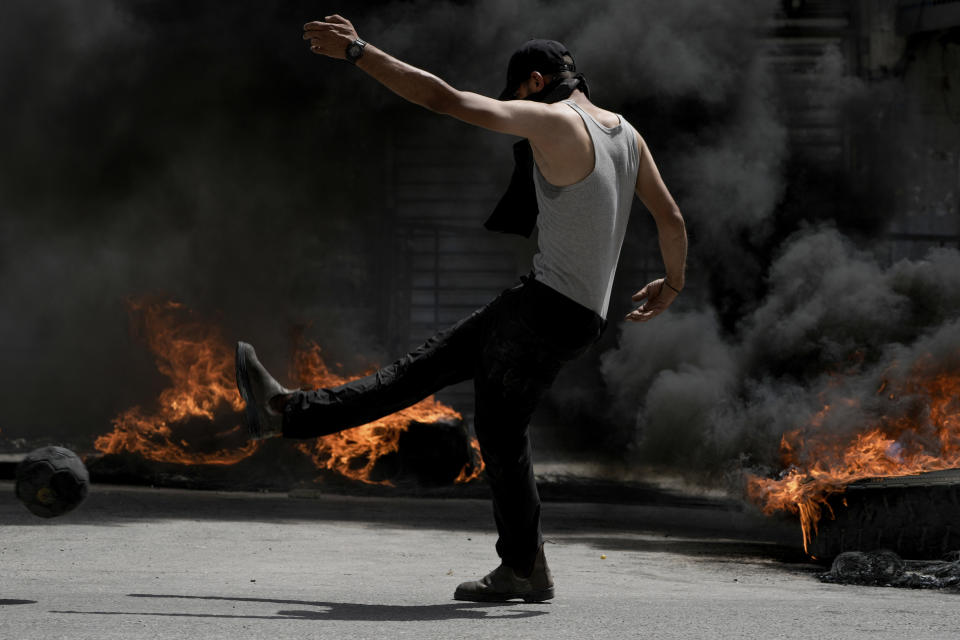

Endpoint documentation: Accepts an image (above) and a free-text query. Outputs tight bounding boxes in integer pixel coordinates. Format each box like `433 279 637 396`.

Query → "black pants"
281 275 604 573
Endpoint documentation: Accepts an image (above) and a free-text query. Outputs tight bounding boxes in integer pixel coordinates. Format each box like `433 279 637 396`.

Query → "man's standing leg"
454 300 565 602
474 368 552 575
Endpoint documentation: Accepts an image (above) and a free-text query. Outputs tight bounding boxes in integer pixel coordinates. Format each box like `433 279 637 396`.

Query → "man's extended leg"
238 302 493 440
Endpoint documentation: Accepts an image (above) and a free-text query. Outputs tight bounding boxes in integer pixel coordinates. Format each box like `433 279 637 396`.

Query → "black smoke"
0 0 781 444
602 227 960 475
0 1 404 440
2 0 957 493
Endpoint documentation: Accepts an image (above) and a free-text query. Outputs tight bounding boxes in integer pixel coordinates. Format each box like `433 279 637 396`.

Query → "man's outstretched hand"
303 14 358 59
625 278 678 322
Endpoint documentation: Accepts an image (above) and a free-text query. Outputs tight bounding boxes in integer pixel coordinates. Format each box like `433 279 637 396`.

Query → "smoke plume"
3 0 957 495
0 0 783 445
603 225 960 480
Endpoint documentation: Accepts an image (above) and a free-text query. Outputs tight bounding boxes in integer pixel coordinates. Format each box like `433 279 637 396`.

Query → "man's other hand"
625 279 678 322
303 14 358 59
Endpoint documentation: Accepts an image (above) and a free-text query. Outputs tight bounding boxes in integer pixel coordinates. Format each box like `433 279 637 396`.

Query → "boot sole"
453 587 554 603
235 342 264 440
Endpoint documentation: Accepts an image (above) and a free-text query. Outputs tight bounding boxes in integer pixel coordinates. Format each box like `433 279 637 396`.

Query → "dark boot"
235 341 294 440
453 545 554 602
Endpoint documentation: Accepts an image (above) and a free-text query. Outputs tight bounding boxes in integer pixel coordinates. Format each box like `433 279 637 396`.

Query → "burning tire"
810 468 960 562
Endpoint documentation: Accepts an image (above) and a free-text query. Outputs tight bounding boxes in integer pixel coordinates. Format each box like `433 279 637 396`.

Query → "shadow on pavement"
49 593 548 621
0 599 37 605
559 534 810 564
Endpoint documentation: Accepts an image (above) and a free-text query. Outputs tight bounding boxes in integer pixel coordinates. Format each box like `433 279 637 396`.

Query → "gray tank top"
532 100 640 319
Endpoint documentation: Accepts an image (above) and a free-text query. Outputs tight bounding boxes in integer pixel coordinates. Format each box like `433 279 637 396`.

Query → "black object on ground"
15 446 90 518
811 468 960 562
821 549 960 589
401 418 476 484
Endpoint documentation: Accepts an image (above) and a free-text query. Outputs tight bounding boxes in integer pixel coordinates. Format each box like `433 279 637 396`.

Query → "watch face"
348 43 362 59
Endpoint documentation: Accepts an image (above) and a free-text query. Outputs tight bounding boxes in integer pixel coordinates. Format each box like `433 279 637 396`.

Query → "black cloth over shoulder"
484 140 538 237
483 75 590 238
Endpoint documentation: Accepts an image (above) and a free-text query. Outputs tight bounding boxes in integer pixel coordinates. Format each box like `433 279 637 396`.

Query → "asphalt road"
1 481 958 639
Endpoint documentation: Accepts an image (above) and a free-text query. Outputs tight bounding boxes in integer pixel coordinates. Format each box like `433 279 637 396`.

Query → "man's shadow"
50 593 549 621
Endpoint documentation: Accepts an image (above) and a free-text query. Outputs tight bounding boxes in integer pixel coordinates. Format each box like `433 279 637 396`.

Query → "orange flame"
746 357 960 553
94 299 258 464
290 341 481 485
454 438 485 484
95 299 484 484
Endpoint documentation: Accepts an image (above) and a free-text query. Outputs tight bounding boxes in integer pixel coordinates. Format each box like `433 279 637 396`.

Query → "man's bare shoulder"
542 100 591 125
508 100 590 147
531 101 591 143
564 95 621 129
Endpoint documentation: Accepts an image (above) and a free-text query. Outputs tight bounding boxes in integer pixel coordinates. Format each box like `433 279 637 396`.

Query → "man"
235 14 687 603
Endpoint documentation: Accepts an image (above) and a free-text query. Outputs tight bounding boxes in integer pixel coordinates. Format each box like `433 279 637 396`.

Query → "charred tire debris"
821 549 960 590
812 469 960 563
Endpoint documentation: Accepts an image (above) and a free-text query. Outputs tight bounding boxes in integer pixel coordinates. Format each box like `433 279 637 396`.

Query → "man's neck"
566 89 590 107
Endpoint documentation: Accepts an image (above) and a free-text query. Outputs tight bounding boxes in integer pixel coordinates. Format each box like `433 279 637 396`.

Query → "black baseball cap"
498 39 577 100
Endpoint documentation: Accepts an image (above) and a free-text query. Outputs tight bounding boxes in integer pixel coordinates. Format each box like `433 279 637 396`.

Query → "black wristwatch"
345 38 366 64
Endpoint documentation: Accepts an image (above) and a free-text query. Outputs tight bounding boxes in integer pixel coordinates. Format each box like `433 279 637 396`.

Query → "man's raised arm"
303 15 562 144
